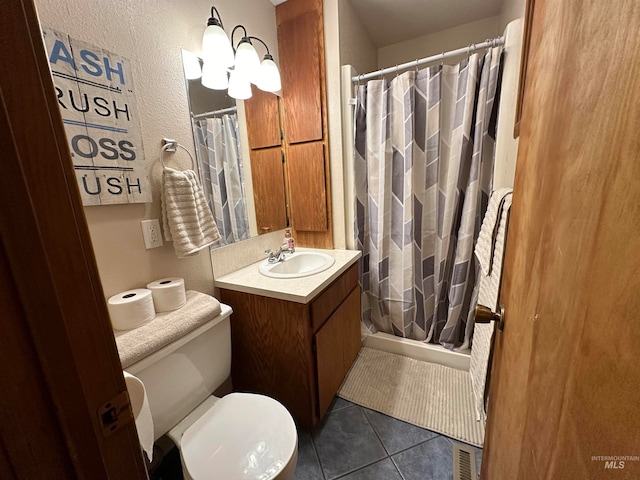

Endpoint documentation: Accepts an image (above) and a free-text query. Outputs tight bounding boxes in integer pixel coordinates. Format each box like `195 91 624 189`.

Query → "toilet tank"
127 304 233 440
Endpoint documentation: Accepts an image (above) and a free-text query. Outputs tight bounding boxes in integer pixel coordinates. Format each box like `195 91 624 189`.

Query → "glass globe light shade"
234 40 261 80
201 62 228 90
255 55 282 92
228 69 252 100
202 23 234 68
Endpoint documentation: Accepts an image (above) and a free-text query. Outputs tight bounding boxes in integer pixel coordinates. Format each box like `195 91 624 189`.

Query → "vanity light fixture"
202 6 234 68
227 69 252 100
199 6 282 99
201 61 229 90
231 26 261 80
255 53 282 92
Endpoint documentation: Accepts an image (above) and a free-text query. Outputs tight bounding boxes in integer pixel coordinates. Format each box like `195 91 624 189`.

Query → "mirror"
182 50 287 249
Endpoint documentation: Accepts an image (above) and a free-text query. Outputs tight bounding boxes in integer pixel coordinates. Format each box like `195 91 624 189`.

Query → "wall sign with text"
43 29 151 205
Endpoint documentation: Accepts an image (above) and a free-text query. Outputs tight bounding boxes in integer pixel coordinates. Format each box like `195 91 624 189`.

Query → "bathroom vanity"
216 249 361 428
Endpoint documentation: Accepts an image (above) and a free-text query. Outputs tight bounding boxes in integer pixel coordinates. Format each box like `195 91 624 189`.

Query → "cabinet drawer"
310 262 358 331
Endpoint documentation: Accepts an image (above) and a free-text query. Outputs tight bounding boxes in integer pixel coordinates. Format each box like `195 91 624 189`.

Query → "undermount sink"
259 251 335 279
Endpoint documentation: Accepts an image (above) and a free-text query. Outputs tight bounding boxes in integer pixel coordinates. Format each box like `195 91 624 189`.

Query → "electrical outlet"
141 219 163 249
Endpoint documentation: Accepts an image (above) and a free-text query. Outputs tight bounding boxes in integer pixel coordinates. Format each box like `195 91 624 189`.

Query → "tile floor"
149 396 482 480
295 397 483 480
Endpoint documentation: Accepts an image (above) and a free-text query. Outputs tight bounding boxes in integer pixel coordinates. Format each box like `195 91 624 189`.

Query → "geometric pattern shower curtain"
195 114 250 247
354 48 502 349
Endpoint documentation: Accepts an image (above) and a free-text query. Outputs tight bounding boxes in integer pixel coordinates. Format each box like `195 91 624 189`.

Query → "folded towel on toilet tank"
114 291 222 369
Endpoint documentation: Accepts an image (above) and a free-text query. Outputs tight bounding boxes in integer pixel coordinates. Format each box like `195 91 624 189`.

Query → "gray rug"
338 347 485 447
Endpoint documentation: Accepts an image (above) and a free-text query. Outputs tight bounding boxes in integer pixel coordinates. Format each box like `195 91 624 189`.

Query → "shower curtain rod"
192 106 237 120
351 36 505 83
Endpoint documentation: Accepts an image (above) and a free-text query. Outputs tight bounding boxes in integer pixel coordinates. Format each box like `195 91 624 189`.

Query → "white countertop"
215 248 362 303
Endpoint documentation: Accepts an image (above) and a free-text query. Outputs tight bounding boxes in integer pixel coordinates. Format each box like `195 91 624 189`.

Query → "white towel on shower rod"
161 167 220 257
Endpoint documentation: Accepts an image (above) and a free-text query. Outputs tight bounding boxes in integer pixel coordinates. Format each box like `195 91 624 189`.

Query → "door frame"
0 0 147 477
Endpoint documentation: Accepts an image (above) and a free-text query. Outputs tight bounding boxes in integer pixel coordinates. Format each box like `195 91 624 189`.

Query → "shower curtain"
354 48 502 349
195 114 250 247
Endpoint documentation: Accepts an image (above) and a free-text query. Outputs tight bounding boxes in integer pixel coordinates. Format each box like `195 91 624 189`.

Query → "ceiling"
349 0 504 47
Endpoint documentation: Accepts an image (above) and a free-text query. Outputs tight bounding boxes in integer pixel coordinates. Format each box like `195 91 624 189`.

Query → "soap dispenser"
284 228 295 252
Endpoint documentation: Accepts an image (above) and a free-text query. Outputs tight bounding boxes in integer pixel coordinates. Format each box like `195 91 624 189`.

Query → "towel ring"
160 142 195 170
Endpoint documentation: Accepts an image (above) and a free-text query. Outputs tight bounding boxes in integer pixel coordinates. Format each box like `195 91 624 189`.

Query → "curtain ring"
415 59 419 73
395 64 399 79
440 52 445 66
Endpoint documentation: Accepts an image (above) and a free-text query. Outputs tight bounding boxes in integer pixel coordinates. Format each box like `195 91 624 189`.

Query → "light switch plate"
141 219 163 249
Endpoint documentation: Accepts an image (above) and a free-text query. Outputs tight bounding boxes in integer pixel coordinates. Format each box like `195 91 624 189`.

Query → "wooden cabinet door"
341 288 362 372
482 0 640 478
315 303 345 418
277 11 323 144
315 287 361 418
250 147 287 234
244 87 281 149
287 142 327 231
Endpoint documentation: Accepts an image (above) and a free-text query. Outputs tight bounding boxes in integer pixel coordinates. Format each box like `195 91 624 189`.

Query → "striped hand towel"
161 167 220 257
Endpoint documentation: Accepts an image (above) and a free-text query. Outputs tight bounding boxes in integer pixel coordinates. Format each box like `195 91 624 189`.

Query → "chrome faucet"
265 244 293 263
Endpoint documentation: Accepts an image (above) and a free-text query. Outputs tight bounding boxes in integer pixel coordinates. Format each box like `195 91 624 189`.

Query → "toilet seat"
180 393 297 480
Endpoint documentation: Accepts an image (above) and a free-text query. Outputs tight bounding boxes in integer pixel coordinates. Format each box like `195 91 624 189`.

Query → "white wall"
337 0 378 76
323 0 379 249
378 16 501 69
500 0 527 31
34 0 278 298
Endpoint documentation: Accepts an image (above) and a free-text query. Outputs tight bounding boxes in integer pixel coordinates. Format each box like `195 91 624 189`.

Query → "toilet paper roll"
146 277 186 312
123 371 154 461
107 289 156 331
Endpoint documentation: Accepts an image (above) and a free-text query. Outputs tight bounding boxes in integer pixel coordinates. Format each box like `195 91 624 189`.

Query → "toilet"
125 303 298 480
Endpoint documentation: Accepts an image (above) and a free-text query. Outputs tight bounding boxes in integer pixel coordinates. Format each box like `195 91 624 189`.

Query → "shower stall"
340 20 524 372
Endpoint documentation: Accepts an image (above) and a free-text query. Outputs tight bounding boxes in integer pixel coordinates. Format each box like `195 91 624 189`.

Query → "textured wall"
377 16 501 69
34 0 278 297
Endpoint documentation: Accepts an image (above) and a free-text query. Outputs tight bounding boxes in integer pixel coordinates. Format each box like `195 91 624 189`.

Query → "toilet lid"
181 393 297 480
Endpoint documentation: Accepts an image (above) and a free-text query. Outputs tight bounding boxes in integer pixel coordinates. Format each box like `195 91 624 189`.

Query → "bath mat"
338 347 485 447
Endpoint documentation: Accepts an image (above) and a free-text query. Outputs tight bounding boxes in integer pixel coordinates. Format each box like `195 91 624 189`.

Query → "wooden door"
250 147 288 234
0 0 148 478
287 142 328 232
277 10 323 144
276 0 333 249
482 1 640 479
244 87 281 149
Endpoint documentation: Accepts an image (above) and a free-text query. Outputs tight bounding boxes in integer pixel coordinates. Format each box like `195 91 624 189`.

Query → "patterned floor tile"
363 407 439 455
392 435 453 480
337 458 402 480
312 406 387 479
293 429 324 480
